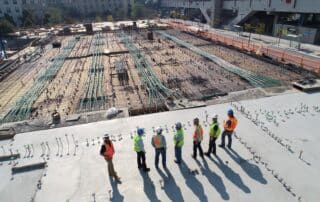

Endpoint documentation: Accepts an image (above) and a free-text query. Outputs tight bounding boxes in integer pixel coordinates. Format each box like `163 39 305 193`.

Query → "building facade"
0 0 23 25
1 0 130 26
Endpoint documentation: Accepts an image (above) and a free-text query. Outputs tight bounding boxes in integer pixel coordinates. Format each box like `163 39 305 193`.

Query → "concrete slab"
0 92 319 202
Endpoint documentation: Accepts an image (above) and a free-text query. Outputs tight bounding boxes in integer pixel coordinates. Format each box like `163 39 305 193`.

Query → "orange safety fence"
167 21 320 75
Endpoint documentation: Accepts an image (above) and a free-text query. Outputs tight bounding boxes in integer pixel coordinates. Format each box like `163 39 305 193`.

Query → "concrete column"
272 14 279 36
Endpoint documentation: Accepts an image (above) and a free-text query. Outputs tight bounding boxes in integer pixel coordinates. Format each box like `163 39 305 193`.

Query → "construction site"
1 20 320 202
0 20 319 125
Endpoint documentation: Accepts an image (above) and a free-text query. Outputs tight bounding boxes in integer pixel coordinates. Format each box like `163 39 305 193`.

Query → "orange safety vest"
154 135 162 148
193 125 203 141
224 116 238 132
103 143 115 160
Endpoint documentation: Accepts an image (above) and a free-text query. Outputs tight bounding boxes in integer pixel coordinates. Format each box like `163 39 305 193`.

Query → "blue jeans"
155 148 166 168
221 131 233 148
175 146 182 163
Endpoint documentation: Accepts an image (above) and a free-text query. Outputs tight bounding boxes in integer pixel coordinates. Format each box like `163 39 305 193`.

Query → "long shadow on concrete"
194 158 230 200
156 167 184 201
109 177 124 202
208 156 251 194
140 171 161 202
178 161 208 202
225 148 267 184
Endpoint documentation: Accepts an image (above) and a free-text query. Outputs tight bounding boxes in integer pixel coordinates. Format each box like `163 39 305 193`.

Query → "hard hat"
175 122 182 130
212 114 218 119
228 109 234 116
103 134 110 139
137 128 145 136
156 127 163 135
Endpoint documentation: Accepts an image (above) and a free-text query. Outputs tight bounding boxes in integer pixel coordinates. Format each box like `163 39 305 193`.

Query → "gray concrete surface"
0 91 319 202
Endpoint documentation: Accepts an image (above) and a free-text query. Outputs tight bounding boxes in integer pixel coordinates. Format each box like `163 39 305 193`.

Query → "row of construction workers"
100 109 238 183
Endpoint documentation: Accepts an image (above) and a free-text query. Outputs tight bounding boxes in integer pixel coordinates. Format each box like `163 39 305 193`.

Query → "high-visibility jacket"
103 143 115 160
224 116 238 132
174 129 184 147
134 135 142 152
209 123 221 138
152 134 166 149
193 125 203 142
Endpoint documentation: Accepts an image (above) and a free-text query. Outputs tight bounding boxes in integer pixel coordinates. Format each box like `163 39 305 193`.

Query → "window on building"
15 7 19 13
22 0 26 4
4 0 9 5
13 0 18 4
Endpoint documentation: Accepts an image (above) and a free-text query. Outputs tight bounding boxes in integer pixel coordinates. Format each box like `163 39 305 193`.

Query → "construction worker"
51 109 61 125
192 118 204 159
134 128 150 172
151 127 167 169
100 134 121 183
204 114 221 157
219 109 238 149
173 122 184 164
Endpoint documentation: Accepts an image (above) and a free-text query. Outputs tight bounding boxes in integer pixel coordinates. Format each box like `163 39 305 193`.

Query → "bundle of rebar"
157 31 281 88
78 33 106 112
1 37 79 123
117 31 176 104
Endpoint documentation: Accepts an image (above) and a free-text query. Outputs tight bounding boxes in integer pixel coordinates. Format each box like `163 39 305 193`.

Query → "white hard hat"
156 127 163 134
212 114 218 119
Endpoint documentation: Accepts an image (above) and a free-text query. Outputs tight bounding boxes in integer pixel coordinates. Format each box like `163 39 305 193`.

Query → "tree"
107 15 113 22
95 15 102 22
46 7 63 26
0 18 15 35
21 9 36 27
255 23 265 40
131 2 157 19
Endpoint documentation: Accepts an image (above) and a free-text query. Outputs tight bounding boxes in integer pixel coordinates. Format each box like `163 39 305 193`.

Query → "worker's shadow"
157 167 184 201
178 161 208 202
109 177 124 202
194 159 230 200
139 171 161 202
208 155 251 194
225 148 267 184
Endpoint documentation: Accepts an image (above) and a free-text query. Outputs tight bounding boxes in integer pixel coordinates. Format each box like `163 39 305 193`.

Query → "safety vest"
209 123 221 138
103 143 115 160
224 116 238 132
153 135 163 149
174 129 184 147
134 135 142 152
193 125 203 142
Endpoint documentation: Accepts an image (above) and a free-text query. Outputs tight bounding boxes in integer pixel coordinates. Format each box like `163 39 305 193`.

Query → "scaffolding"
78 32 106 112
158 31 281 88
117 31 175 105
1 37 79 123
